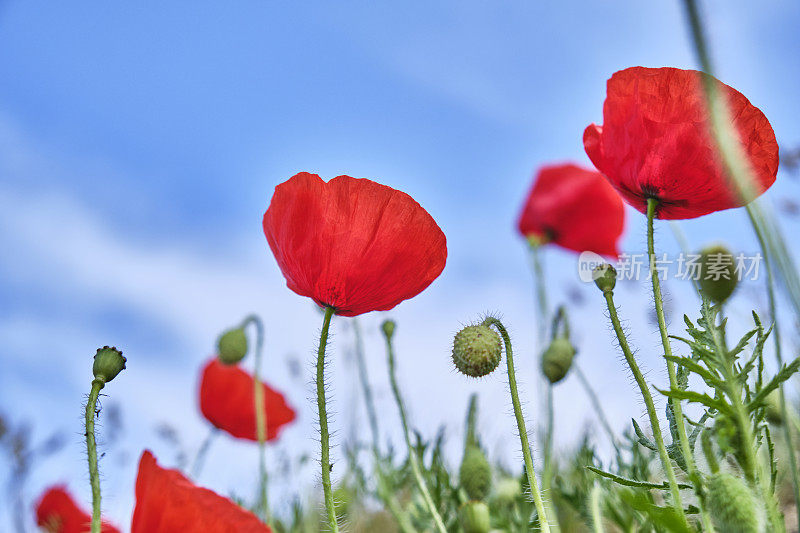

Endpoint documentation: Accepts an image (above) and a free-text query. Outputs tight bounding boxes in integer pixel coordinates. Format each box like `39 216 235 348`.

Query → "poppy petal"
263 173 448 316
131 451 270 533
199 358 296 442
35 485 120 533
583 67 778 219
517 163 625 258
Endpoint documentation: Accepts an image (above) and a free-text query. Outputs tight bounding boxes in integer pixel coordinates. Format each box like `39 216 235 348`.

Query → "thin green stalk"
191 428 218 479
85 379 104 533
543 383 556 512
599 288 687 525
482 316 551 533
383 326 447 533
241 314 270 523
746 207 800 524
574 364 621 460
352 319 380 455
590 482 605 533
316 306 339 532
530 243 549 344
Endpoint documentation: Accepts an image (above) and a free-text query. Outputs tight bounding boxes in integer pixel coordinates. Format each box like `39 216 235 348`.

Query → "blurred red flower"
35 485 120 533
263 172 447 316
517 163 625 257
132 450 270 532
199 358 296 441
583 66 778 219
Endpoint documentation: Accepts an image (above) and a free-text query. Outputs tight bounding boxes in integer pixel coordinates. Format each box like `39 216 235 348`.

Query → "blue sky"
1 0 800 530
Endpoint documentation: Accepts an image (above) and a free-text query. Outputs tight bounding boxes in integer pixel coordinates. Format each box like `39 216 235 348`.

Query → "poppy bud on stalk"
706 473 760 533
381 319 396 340
460 445 492 501
698 245 738 304
593 264 617 293
541 338 576 384
92 346 126 384
452 325 502 378
217 327 248 365
459 501 491 533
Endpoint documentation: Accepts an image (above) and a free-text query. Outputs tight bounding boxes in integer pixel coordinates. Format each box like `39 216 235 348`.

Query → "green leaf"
657 388 731 415
749 357 800 412
586 466 692 491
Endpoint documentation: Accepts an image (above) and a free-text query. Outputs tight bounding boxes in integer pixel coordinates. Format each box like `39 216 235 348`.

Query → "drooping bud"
381 319 396 340
452 325 502 378
706 473 760 533
460 445 492 501
92 346 126 383
541 338 576 384
217 328 248 365
592 264 617 293
459 501 491 533
698 245 738 304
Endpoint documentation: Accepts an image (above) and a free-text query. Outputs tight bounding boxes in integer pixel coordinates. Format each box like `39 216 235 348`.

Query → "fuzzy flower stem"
240 314 269 523
481 316 551 532
316 306 339 532
646 199 710 514
383 326 447 533
530 243 549 345
599 288 687 526
85 378 105 533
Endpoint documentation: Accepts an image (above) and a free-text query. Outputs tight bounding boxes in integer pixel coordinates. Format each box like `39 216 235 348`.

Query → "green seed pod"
698 245 738 304
493 477 521 507
459 501 491 533
706 473 760 533
452 325 502 378
92 346 126 383
593 264 617 293
217 327 248 365
381 319 396 340
460 445 492 501
765 390 784 426
541 338 576 384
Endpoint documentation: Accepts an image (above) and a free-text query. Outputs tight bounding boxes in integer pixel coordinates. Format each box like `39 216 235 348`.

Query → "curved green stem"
530 243 549 344
599 289 687 526
241 314 269 523
482 316 551 533
574 364 621 460
316 306 339 532
85 378 105 533
191 428 218 479
383 326 447 533
590 482 605 533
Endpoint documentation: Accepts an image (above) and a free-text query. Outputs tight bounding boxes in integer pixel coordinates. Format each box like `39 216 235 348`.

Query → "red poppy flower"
517 163 625 257
263 172 447 317
583 67 778 219
132 451 270 533
199 358 296 441
35 485 120 533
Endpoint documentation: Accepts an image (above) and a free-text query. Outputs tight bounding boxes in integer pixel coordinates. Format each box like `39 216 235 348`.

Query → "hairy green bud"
460 445 492 501
459 501 491 533
593 264 617 293
706 473 759 533
541 338 576 384
698 245 737 304
381 319 396 340
765 390 784 426
217 327 248 365
92 346 126 383
452 325 502 378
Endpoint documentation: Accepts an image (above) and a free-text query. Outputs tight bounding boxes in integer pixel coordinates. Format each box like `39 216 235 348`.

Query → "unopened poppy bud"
765 390 783 426
460 445 492 501
698 245 737 304
92 346 126 383
459 501 491 533
541 338 576 384
706 473 760 533
593 264 617 293
381 319 396 340
452 325 502 378
217 328 248 365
